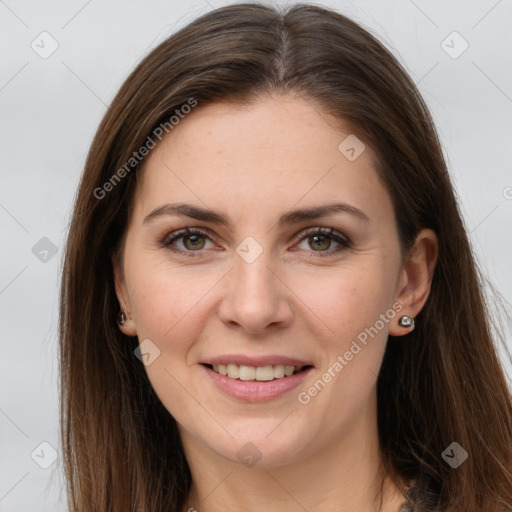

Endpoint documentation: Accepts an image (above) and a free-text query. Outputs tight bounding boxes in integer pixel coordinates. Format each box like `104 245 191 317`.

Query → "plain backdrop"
1 0 511 510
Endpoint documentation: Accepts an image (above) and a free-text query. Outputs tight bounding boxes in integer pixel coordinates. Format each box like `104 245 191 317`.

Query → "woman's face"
114 94 417 467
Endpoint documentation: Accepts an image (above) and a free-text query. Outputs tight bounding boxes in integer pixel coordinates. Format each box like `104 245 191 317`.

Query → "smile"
206 363 308 381
201 361 314 402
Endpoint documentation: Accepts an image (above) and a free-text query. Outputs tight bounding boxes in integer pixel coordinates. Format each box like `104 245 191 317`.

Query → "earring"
398 315 415 330
117 311 125 326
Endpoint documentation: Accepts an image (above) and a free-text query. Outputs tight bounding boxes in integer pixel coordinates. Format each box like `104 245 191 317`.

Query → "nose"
217 247 294 336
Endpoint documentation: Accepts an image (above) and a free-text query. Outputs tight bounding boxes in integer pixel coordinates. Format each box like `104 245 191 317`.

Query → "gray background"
1 0 511 510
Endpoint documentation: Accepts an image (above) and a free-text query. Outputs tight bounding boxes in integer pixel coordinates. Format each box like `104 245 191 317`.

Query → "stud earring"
398 315 415 330
117 311 125 326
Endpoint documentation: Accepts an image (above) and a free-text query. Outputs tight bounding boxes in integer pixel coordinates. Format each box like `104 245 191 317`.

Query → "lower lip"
202 365 314 402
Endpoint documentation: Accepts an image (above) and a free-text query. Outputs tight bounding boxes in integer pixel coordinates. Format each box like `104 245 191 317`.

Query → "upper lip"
201 354 314 367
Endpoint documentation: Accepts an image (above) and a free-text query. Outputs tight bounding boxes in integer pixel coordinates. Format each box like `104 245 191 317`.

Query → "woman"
59 3 512 511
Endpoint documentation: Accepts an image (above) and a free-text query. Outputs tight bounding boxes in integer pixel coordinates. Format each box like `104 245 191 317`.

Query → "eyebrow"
143 202 371 227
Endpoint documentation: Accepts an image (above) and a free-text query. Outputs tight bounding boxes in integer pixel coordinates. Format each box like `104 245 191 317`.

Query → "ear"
112 257 138 337
389 228 439 336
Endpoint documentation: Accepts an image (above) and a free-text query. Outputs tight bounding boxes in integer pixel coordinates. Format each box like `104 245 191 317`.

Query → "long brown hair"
59 3 512 511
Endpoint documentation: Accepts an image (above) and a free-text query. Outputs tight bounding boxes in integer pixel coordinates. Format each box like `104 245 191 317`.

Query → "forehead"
133 95 393 227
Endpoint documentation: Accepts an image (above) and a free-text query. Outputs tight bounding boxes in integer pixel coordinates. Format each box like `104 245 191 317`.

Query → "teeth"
273 365 285 378
209 363 305 381
255 366 274 381
239 365 255 380
227 364 239 379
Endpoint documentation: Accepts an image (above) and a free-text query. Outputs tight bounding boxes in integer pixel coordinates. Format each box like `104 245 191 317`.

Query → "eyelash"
160 226 351 259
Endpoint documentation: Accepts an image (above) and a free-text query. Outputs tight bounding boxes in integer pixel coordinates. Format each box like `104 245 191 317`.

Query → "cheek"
126 259 222 357
292 264 395 402
124 265 214 416
290 262 394 342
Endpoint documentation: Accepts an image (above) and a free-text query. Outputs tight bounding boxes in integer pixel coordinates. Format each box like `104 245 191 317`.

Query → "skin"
113 94 438 512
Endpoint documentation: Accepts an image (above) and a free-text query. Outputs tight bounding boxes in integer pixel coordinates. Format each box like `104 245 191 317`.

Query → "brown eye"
293 227 351 258
162 227 215 257
183 234 206 250
308 234 332 251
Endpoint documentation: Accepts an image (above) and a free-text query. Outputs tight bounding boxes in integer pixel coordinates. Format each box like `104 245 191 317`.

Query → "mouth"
202 363 313 381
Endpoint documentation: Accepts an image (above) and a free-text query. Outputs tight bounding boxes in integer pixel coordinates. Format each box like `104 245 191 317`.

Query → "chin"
203 419 310 469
